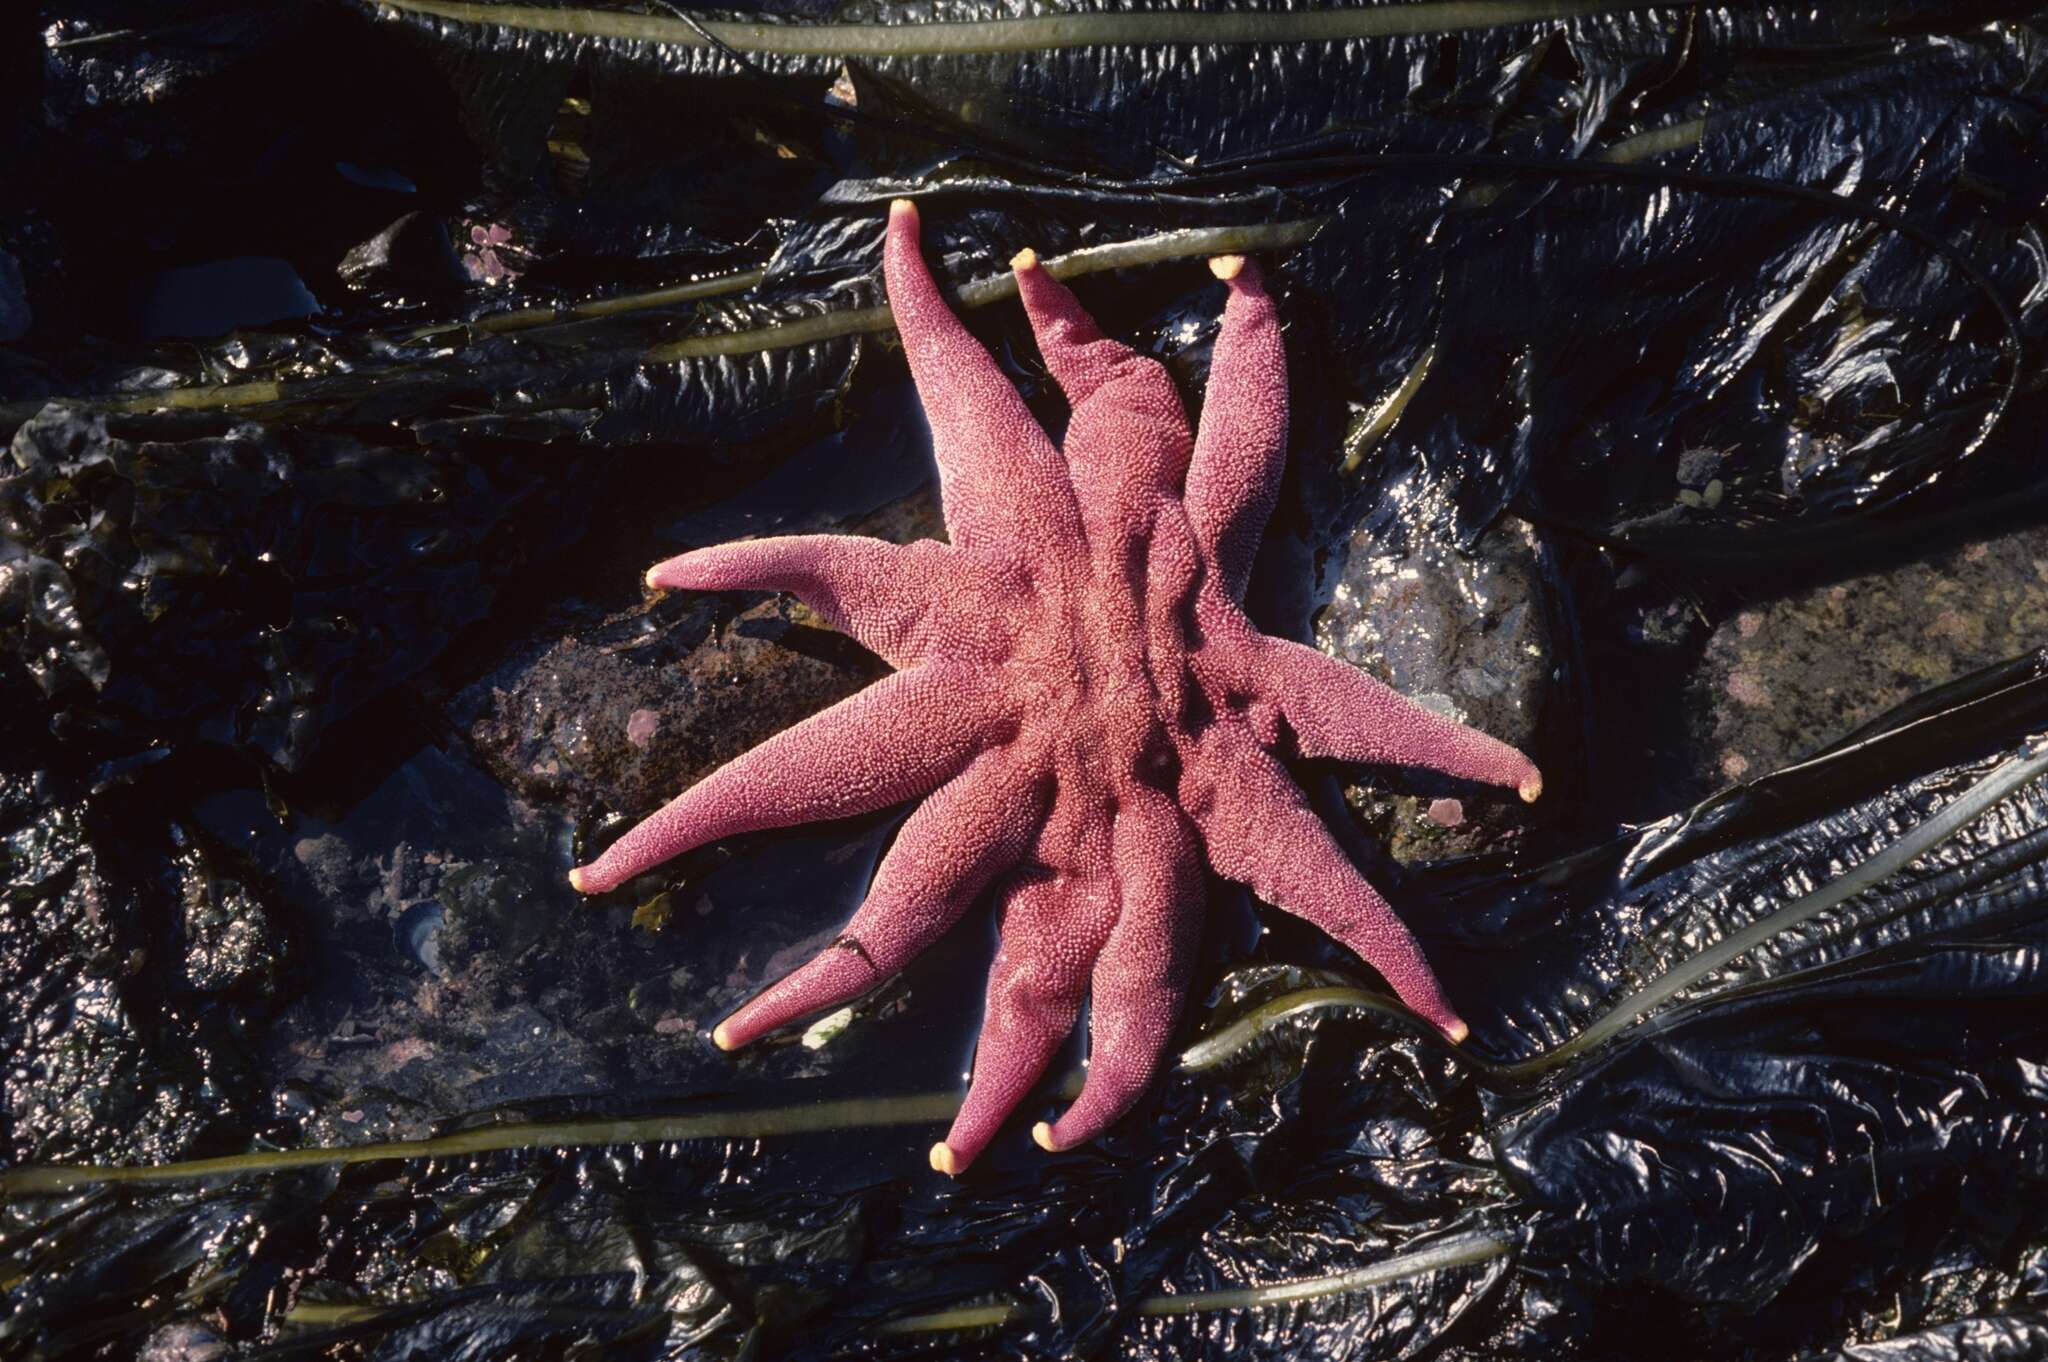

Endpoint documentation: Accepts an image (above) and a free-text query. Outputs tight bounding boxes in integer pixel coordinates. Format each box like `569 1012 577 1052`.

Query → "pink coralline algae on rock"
571 200 1541 1175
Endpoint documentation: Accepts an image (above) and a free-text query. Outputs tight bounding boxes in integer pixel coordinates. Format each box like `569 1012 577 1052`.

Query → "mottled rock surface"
466 489 942 820
335 211 467 293
1686 526 2048 798
1313 516 1553 862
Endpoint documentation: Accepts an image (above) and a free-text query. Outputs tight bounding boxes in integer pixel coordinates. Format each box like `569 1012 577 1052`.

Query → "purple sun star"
571 199 1541 1175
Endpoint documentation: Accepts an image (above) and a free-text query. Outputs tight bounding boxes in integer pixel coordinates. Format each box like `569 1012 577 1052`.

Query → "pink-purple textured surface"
571 201 1541 1174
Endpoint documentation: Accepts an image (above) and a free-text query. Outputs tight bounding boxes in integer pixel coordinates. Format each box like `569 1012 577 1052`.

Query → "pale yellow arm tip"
1010 247 1039 272
567 867 588 893
1445 1019 1471 1045
890 197 917 218
1519 773 1543 803
929 1142 962 1176
711 1022 737 1051
1209 254 1246 282
1030 1121 1060 1153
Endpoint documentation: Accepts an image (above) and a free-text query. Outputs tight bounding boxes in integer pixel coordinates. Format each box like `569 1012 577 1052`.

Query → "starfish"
570 200 1540 1175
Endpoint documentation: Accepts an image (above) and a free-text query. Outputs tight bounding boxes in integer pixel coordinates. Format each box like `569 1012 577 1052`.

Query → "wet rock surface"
170 838 283 996
259 736 956 1149
463 488 942 820
1313 516 1554 862
335 210 468 293
1681 525 2048 800
223 455 955 1143
466 593 888 820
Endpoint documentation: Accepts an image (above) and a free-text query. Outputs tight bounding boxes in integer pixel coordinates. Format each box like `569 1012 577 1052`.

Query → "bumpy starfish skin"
570 200 1541 1174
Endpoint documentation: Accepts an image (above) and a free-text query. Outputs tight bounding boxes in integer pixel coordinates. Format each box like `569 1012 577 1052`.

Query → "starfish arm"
1034 787 1201 1153
1012 249 1195 503
712 747 1047 1049
1008 248 1124 402
1249 635 1542 799
646 535 1016 669
929 876 1089 1171
930 871 1095 1175
885 200 1086 559
569 665 1013 895
1183 256 1287 602
1178 720 1467 1040
1143 508 1200 721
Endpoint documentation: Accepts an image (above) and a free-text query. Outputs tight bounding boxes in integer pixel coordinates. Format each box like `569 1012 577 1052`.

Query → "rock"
171 837 281 997
1313 516 1553 862
336 211 467 292
468 592 888 819
130 257 320 340
466 488 943 819
1684 525 2048 798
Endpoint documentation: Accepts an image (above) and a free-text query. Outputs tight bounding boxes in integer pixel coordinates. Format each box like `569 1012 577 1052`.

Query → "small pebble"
626 708 660 749
802 1005 856 1049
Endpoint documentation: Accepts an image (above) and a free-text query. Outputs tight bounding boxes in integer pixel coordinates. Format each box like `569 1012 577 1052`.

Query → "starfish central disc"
570 200 1541 1175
